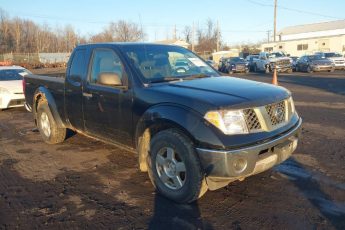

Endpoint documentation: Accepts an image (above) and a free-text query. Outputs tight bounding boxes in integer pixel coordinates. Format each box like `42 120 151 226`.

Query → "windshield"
325 52 342 58
308 55 325 61
0 69 31 81
121 44 219 83
230 57 245 62
267 52 285 58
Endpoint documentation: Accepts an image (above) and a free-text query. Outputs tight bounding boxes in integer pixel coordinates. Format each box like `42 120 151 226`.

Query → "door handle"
83 92 93 98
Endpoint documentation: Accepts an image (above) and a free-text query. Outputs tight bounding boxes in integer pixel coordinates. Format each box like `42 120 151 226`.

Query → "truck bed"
24 74 65 119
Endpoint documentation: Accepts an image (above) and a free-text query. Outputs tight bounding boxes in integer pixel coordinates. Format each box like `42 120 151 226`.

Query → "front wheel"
37 100 66 144
265 65 270 74
307 66 313 73
148 129 208 203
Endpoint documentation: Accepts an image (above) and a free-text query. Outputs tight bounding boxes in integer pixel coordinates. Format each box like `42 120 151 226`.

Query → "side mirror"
98 72 122 86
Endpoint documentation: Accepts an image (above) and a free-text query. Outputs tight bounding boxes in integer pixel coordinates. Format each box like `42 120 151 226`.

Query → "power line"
246 0 343 20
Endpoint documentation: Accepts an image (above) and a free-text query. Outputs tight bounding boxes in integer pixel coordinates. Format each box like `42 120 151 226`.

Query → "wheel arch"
33 86 65 128
135 104 222 172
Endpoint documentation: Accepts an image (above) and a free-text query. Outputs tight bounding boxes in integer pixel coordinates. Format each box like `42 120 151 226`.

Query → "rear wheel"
37 101 66 144
148 129 208 203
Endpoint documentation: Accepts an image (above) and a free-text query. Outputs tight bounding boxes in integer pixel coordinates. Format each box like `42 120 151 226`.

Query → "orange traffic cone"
272 68 278 85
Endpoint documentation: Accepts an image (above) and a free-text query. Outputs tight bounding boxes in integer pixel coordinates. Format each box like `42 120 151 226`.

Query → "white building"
261 19 345 56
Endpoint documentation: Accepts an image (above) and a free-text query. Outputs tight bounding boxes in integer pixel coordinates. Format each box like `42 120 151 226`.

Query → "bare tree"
182 26 192 43
109 20 145 42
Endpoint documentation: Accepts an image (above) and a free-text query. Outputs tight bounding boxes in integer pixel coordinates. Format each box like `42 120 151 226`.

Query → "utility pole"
192 22 195 52
267 30 271 43
216 20 220 52
274 0 277 42
173 25 177 40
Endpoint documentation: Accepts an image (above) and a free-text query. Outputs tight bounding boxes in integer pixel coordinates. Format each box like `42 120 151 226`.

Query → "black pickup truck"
24 43 302 203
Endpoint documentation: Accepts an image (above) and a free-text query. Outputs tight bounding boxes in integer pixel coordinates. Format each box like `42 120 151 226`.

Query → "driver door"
83 47 133 145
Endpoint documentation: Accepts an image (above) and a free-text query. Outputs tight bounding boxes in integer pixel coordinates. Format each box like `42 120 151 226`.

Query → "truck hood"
149 76 290 114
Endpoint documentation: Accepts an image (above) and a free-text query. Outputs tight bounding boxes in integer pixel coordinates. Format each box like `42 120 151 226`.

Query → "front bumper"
0 93 25 109
333 63 345 69
196 118 302 180
311 65 334 71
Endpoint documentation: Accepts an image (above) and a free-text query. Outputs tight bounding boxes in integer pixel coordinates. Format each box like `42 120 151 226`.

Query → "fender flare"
135 104 223 172
33 86 65 128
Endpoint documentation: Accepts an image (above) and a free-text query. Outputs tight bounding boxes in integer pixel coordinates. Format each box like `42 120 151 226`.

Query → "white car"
0 66 31 110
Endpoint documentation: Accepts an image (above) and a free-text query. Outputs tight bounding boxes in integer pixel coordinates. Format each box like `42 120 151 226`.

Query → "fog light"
233 158 248 173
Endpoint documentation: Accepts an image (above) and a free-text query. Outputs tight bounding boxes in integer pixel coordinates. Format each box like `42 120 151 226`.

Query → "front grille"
276 59 290 65
243 109 261 131
236 65 245 70
265 101 286 126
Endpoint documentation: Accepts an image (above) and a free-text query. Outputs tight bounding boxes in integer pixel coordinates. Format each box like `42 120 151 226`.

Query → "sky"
1 0 344 45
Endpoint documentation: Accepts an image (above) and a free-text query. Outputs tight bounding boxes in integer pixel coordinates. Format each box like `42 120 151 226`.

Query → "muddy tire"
148 129 208 203
37 101 66 144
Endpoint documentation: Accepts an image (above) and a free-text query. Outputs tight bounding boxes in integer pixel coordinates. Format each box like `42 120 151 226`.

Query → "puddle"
275 159 345 217
275 159 345 190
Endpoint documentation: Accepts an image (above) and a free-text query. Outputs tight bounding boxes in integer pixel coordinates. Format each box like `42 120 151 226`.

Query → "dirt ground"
0 70 344 229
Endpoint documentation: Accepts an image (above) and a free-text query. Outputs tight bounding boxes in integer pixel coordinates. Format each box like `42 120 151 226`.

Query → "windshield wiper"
182 74 210 80
149 77 182 83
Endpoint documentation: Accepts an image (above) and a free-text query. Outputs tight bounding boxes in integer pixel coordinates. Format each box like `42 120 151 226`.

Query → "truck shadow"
148 195 214 230
275 158 345 230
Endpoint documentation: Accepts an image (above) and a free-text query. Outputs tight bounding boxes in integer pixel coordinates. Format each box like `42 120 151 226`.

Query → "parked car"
225 57 249 74
315 52 345 70
0 65 31 110
24 43 302 203
295 55 335 73
245 55 259 72
254 51 292 73
173 59 191 73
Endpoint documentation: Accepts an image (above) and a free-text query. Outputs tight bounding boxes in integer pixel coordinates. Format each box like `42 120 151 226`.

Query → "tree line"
0 8 227 54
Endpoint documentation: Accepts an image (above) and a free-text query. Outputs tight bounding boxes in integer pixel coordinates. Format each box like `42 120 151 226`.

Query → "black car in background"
225 57 249 74
295 55 335 73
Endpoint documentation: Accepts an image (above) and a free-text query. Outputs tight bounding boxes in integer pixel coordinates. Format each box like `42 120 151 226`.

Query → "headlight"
204 110 249 135
288 97 295 114
0 87 10 94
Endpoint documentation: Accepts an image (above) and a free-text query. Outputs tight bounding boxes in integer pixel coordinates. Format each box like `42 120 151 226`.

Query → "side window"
90 49 125 85
69 49 86 79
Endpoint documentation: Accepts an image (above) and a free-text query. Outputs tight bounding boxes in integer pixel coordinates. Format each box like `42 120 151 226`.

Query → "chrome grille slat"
243 109 261 131
265 101 286 126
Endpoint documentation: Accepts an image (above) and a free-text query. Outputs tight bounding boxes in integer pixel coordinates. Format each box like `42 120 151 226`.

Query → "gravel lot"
0 70 344 229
